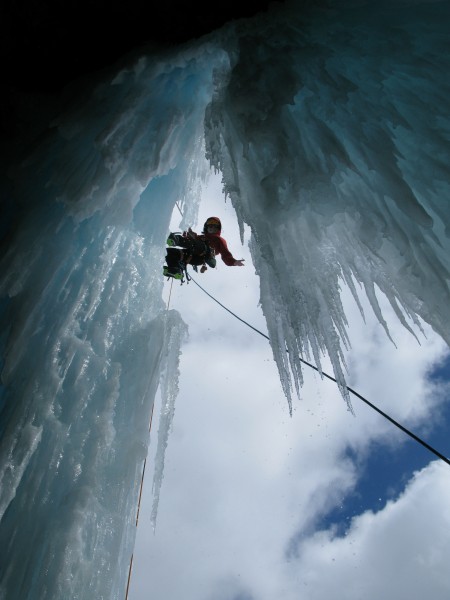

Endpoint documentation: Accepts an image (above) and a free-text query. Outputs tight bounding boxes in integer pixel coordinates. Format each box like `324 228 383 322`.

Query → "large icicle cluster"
205 0 450 412
0 219 169 597
0 44 219 599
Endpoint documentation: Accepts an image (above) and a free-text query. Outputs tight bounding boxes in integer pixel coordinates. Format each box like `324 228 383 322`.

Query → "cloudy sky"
128 173 450 600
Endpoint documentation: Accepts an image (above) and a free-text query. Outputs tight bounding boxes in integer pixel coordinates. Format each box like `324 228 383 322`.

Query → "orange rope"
125 401 155 599
125 554 134 600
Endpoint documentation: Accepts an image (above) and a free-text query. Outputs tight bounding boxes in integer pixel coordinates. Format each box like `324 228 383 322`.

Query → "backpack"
164 232 216 282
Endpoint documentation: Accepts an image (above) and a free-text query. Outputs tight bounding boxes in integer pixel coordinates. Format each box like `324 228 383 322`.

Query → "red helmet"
203 216 222 233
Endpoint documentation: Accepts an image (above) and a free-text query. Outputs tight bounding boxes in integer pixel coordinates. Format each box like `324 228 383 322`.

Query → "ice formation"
0 0 449 597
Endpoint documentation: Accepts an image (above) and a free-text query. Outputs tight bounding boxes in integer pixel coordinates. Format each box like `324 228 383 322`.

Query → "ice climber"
163 216 245 281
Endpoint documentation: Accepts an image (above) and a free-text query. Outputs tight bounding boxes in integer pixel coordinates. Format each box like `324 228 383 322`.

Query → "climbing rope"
175 201 183 216
188 275 450 468
125 381 157 599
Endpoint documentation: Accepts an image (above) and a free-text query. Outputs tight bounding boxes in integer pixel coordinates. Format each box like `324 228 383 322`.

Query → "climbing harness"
164 232 214 284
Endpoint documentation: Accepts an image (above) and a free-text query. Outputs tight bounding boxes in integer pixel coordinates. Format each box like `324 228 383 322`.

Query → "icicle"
150 310 188 531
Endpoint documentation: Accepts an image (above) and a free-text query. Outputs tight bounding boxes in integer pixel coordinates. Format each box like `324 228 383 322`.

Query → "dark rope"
189 274 450 467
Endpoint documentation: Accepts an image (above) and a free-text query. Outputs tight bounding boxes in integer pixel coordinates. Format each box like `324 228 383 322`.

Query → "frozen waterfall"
1 0 449 597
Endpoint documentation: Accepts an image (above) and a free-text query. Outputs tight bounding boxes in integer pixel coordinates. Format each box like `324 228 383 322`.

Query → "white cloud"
293 462 450 600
